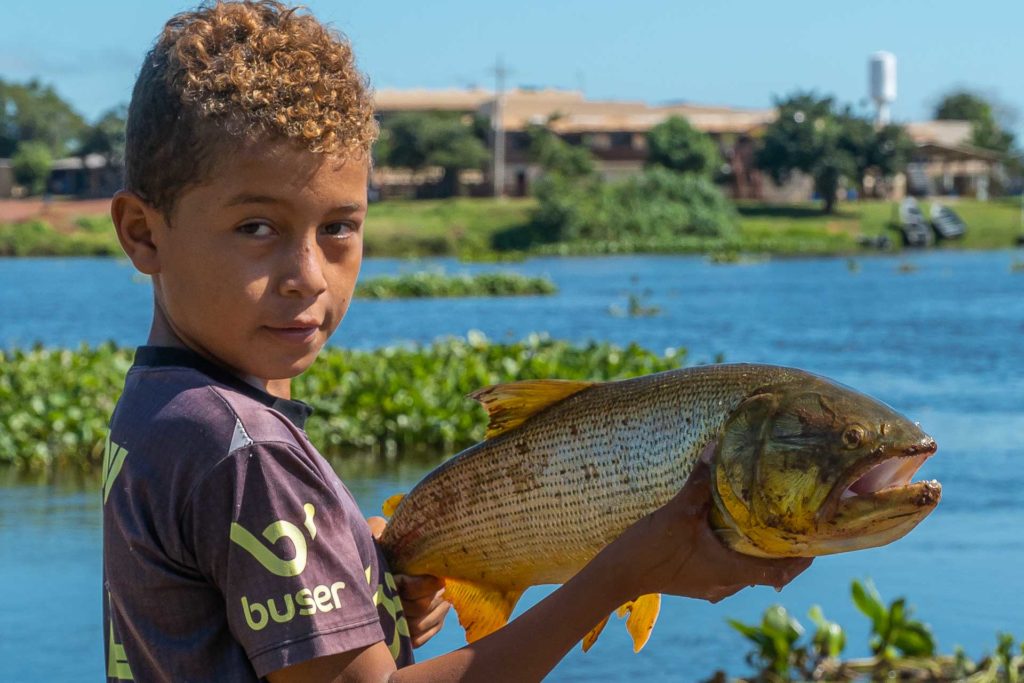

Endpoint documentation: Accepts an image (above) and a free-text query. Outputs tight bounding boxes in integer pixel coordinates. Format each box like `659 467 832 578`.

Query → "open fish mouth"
820 436 940 524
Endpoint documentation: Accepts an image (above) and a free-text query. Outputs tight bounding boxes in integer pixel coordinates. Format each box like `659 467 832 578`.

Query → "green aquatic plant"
728 605 845 681
0 336 684 472
729 605 806 680
354 271 557 299
851 578 936 663
721 581 1024 681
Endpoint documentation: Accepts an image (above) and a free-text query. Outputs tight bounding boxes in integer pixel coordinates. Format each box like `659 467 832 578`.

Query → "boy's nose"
280 238 328 298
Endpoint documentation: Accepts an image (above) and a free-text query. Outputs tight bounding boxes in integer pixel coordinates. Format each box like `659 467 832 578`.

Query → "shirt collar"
132 346 314 430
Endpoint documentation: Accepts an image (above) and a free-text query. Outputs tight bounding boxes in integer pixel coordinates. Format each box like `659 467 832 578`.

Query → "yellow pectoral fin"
443 579 524 643
382 493 405 517
618 593 661 653
582 613 611 652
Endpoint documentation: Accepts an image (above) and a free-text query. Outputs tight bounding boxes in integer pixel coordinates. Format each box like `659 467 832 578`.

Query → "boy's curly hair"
125 0 377 214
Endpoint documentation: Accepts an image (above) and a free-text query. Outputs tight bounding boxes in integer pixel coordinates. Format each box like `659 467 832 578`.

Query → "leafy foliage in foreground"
0 336 685 472
720 579 1022 682
355 271 556 299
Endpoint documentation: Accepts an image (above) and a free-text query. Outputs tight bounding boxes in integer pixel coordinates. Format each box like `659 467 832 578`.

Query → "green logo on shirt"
241 581 347 631
230 503 317 577
101 433 129 505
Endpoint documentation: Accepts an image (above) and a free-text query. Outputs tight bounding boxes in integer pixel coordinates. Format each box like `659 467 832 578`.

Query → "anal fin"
581 593 661 653
581 614 611 652
617 593 661 653
444 578 524 643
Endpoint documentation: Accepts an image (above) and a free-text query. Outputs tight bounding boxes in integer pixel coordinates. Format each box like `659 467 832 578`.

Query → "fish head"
709 374 940 558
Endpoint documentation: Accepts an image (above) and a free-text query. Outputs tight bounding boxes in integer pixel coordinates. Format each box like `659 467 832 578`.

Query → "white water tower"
869 51 897 126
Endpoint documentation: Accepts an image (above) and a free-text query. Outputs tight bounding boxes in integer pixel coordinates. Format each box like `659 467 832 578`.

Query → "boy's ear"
111 190 163 275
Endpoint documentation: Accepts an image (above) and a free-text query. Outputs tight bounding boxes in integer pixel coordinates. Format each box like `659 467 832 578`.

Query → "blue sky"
2 0 1021 136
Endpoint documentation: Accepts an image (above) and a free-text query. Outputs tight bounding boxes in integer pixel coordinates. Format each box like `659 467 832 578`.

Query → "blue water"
2 251 1023 681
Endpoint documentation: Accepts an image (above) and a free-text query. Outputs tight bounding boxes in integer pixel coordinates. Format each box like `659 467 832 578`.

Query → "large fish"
376 364 940 652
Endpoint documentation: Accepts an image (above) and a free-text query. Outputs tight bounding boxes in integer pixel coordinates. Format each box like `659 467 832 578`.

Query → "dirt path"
0 198 112 233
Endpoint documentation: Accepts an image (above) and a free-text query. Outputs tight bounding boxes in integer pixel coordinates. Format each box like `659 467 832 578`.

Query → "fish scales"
381 364 794 586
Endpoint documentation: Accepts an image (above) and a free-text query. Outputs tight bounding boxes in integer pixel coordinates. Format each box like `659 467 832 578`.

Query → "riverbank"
1 197 1021 258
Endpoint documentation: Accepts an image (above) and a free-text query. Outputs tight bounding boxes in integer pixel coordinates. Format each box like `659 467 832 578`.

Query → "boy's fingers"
410 619 445 648
407 598 450 648
718 550 812 590
366 516 387 539
396 574 446 603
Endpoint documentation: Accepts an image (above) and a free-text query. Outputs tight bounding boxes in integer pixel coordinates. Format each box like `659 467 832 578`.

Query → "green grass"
2 197 1021 258
363 197 535 259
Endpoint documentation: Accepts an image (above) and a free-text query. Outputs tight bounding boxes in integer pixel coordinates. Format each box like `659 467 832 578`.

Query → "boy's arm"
268 462 811 683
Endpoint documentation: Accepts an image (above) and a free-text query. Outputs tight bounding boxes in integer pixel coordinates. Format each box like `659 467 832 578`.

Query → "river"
1 250 1023 681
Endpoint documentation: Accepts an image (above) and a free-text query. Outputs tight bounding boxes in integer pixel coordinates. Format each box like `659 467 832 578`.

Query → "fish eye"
842 425 865 449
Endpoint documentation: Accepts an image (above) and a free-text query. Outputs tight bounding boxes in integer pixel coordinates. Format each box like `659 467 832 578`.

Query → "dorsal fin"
381 493 405 517
469 379 597 439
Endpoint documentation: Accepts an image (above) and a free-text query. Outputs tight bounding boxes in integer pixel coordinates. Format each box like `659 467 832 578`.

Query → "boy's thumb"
675 460 713 511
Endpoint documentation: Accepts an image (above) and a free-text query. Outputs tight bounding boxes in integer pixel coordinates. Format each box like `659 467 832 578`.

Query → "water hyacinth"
354 271 557 299
0 335 684 472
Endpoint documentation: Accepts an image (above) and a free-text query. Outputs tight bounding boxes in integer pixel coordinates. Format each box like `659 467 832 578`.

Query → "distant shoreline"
1 197 1021 259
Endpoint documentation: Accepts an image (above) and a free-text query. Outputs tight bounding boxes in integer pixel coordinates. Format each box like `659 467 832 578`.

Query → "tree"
0 79 86 158
934 89 1017 155
525 122 595 178
646 115 721 177
375 112 490 197
836 109 913 196
12 140 53 195
756 93 855 213
79 106 127 166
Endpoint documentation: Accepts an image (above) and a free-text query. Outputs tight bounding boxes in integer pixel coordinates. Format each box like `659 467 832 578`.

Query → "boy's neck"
147 304 292 399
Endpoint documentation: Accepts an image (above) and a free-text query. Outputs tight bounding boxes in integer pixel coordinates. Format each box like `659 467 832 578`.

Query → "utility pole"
490 56 508 199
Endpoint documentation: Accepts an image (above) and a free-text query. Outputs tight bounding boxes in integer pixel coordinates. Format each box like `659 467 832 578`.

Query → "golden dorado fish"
377 364 940 652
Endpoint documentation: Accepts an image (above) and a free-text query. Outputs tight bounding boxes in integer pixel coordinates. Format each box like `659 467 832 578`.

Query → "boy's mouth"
265 322 321 343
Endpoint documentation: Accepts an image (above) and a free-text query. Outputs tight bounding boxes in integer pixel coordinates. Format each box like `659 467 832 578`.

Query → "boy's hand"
606 459 812 603
367 516 450 648
395 574 450 648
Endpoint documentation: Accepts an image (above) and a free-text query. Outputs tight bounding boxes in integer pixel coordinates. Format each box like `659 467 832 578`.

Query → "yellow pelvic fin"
618 593 661 653
443 578 524 643
581 614 611 652
469 379 597 439
381 493 405 517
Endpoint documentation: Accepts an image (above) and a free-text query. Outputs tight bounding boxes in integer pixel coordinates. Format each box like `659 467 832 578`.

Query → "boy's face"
151 143 367 385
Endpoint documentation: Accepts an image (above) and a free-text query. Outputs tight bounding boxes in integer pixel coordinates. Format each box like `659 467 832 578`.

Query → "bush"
0 220 121 256
522 167 739 249
12 141 53 195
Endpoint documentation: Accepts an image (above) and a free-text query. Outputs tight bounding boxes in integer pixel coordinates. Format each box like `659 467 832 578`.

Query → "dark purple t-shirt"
102 347 413 681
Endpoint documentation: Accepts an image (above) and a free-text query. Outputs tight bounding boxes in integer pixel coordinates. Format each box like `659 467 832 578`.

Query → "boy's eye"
322 222 357 238
238 221 275 237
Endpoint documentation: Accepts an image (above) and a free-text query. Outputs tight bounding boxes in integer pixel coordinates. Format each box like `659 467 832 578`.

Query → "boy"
105 1 810 681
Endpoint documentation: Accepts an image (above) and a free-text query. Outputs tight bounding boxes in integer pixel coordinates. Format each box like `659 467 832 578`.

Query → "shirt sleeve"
183 441 385 677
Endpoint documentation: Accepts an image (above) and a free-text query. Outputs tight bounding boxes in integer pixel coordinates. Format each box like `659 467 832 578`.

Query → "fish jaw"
805 435 940 555
809 479 941 555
